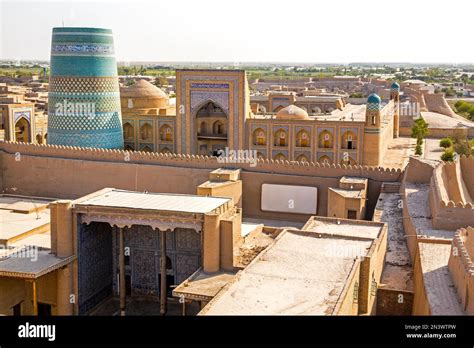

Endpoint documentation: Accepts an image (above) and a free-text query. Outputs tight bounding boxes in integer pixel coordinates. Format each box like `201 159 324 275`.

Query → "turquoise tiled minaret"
48 27 124 149
367 93 382 111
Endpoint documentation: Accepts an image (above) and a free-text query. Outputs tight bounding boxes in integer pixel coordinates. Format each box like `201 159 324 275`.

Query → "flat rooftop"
421 111 474 129
243 217 305 230
340 176 368 185
0 195 51 245
302 217 383 240
0 249 74 279
173 270 235 302
201 230 371 315
419 242 464 315
75 189 231 214
404 183 454 239
329 187 363 198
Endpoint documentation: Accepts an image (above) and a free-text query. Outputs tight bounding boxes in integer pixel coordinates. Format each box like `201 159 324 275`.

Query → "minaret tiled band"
47 27 124 149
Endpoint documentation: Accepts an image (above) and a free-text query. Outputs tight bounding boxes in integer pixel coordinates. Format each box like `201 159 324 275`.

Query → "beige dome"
275 105 309 120
120 79 168 111
120 79 168 99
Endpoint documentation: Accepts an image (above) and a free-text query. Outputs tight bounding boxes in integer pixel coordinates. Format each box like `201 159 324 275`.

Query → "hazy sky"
0 0 472 63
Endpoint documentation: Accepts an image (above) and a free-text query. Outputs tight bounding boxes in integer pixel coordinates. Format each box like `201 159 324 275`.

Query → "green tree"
411 117 429 146
439 137 453 148
441 148 455 161
415 144 423 155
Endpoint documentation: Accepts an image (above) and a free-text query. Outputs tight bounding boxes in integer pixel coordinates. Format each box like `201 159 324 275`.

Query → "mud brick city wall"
0 141 403 220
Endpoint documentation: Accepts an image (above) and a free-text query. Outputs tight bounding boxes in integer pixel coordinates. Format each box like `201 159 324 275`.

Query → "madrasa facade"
120 70 401 166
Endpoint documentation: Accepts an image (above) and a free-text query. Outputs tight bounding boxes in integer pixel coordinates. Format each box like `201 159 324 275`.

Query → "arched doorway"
341 131 357 150
159 125 173 142
36 134 43 144
140 123 153 141
123 123 134 141
253 128 266 146
15 118 30 142
296 130 310 147
213 120 225 135
194 101 228 155
318 130 333 149
199 121 208 134
274 129 287 147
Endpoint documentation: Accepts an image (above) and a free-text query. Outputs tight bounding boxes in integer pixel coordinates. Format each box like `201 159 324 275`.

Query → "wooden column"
32 279 38 316
119 227 126 316
181 298 186 316
160 230 167 315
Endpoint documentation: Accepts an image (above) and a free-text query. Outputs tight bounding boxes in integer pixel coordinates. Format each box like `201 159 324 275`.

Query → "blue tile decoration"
390 81 400 92
367 93 382 111
48 27 124 149
77 222 113 315
14 110 31 123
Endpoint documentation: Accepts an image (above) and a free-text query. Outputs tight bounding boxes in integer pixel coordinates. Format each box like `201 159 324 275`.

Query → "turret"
390 81 400 138
365 93 382 127
363 93 382 166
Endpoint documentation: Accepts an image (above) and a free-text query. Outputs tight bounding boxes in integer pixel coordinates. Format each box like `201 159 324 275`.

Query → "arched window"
213 120 225 135
253 128 266 146
341 131 357 150
318 130 333 148
296 154 309 162
160 125 172 142
36 134 43 144
140 123 153 141
123 122 134 141
200 121 208 134
340 155 356 165
296 130 310 147
274 153 287 161
274 129 287 147
44 133 48 144
14 118 30 142
319 155 331 165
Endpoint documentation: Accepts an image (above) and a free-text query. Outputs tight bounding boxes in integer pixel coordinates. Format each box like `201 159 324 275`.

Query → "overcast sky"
0 0 472 63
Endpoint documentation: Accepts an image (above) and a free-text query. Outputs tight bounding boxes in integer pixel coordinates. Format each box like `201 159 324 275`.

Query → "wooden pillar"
32 279 38 316
119 227 126 316
160 230 167 315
